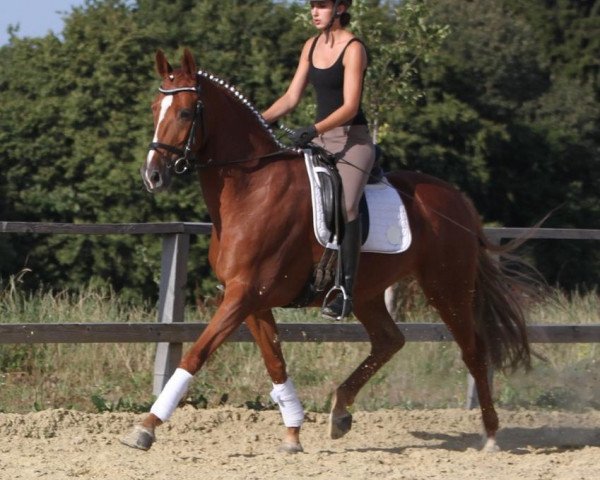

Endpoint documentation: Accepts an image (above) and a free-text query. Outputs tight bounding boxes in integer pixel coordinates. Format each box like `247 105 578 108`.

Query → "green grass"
494 290 600 411
0 278 598 414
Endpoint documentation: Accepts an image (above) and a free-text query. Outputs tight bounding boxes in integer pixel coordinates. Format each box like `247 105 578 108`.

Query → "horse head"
141 48 202 192
142 49 290 194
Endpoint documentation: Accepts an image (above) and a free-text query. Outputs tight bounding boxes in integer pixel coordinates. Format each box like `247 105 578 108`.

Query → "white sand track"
0 406 598 480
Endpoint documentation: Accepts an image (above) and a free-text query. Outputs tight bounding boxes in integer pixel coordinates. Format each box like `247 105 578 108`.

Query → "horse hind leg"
329 293 405 439
457 326 500 452
419 278 500 452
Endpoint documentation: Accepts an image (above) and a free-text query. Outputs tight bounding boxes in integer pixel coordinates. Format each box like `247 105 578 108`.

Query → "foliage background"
0 0 598 302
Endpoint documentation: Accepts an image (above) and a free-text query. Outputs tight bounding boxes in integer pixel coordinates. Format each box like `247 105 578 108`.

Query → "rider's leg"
314 126 375 219
319 125 375 319
322 215 362 318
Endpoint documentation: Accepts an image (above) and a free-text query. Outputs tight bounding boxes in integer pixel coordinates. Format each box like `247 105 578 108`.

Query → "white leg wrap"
150 368 193 422
270 378 304 428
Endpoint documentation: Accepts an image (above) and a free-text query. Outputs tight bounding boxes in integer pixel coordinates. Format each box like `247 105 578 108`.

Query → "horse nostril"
150 170 161 185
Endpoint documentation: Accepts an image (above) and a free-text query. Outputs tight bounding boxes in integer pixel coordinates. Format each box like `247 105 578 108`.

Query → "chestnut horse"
122 49 531 453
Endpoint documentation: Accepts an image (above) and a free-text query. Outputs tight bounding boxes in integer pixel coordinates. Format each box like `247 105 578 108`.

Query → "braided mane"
197 69 290 151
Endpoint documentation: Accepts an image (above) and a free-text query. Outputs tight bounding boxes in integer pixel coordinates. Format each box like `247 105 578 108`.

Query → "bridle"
148 75 206 174
148 72 296 173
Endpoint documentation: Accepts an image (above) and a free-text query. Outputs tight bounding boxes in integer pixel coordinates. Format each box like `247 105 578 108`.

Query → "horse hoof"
482 437 500 453
328 412 353 439
278 441 304 454
120 425 156 451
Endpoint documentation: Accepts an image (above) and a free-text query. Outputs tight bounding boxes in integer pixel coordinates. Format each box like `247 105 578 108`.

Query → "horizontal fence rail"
0 221 212 235
1 323 600 345
1 221 599 406
2 221 600 239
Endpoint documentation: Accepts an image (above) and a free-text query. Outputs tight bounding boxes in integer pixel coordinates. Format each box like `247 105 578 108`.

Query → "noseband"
148 77 205 174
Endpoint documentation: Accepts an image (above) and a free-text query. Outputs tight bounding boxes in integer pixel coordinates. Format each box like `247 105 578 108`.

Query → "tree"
0 1 170 299
394 0 599 288
351 0 449 143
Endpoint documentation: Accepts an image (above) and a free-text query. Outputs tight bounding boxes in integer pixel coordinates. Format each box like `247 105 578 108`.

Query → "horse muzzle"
141 163 172 193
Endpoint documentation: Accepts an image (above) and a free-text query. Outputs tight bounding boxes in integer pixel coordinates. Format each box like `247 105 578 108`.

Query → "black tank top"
308 35 368 125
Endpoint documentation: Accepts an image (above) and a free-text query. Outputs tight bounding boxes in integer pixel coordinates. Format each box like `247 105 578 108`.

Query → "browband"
159 86 199 94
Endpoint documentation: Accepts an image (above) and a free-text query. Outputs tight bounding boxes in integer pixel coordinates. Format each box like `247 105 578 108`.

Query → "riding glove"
290 125 317 147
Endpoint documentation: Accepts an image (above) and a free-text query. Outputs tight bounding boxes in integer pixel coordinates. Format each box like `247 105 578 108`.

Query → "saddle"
310 144 384 244
285 145 385 308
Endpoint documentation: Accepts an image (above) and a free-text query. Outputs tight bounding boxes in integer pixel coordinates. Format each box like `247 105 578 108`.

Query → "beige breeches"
313 125 375 221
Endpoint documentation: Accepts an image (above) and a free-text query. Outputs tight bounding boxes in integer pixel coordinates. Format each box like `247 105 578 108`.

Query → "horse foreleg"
121 282 253 451
330 294 405 439
245 310 303 453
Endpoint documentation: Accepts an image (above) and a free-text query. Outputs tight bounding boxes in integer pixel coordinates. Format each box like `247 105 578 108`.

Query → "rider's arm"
262 39 313 124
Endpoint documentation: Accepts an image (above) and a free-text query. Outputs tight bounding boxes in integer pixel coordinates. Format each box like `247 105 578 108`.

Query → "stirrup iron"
321 285 351 320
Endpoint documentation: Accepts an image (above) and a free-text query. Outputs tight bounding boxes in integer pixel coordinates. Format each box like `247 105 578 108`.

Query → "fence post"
153 233 190 396
466 367 495 409
466 373 478 409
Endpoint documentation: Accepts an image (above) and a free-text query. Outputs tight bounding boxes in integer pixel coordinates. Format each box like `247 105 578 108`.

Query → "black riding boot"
322 217 361 320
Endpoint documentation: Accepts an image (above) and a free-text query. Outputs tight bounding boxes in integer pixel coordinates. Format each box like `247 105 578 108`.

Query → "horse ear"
181 48 197 76
155 49 173 78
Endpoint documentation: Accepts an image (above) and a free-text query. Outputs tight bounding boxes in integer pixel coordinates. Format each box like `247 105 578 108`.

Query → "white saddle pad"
304 151 411 254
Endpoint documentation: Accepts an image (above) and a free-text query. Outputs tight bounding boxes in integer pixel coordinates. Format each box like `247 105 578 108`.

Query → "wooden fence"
1 222 599 408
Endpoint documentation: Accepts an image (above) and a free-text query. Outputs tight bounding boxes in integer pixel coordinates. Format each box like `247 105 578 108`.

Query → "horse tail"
470 205 547 372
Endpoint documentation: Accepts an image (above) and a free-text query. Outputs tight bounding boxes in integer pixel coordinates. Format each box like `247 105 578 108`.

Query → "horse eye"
179 109 193 121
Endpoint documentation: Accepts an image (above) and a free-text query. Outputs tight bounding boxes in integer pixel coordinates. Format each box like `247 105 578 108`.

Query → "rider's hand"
290 125 317 147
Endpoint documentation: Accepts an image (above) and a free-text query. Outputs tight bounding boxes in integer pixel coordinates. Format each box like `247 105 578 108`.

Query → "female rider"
262 0 375 319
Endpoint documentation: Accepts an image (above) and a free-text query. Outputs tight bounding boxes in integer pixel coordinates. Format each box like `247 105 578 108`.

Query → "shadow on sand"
407 426 600 453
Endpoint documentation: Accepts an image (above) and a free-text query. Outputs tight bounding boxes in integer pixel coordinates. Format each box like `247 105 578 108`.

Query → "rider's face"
310 1 336 29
